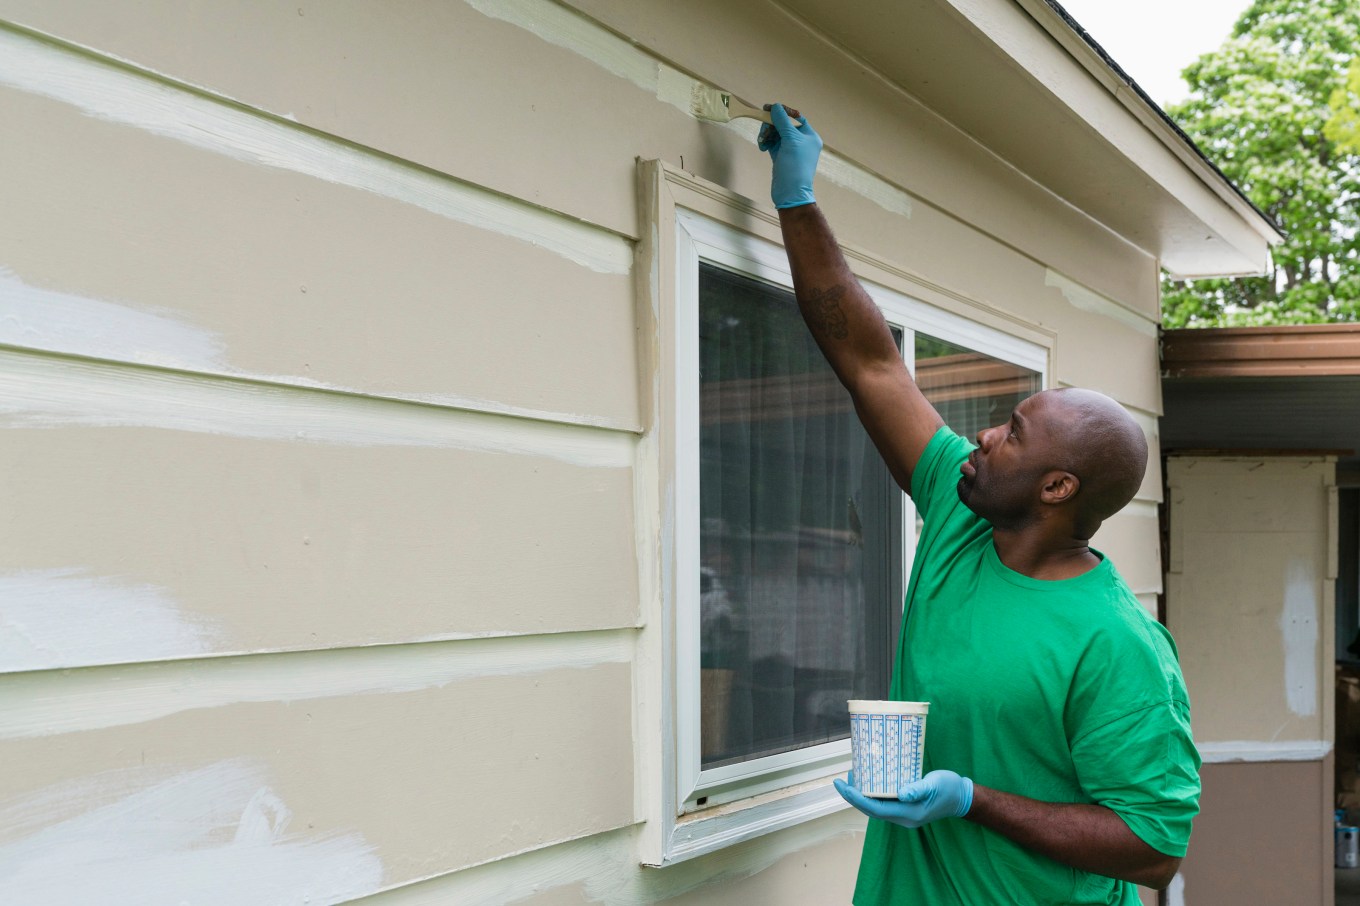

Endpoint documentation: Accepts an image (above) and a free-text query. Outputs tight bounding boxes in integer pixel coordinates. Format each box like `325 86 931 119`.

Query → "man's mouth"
960 454 977 478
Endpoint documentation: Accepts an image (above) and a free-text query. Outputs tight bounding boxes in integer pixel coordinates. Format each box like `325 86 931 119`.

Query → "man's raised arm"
760 105 943 490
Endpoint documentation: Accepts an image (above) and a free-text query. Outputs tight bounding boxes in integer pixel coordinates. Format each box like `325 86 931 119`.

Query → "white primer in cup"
848 700 929 798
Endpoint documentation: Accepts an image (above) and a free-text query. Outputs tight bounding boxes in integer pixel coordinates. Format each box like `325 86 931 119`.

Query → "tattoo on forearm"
807 285 850 340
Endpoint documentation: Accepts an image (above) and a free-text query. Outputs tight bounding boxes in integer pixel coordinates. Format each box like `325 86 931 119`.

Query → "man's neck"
991 529 1101 581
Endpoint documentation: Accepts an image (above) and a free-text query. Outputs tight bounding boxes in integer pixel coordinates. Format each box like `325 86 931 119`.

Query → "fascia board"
958 0 1282 250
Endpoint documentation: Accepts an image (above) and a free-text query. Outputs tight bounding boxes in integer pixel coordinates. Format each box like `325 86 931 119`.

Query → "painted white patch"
656 65 698 113
0 350 634 469
464 0 916 219
0 760 382 905
819 152 914 217
1281 558 1319 717
0 267 226 371
0 630 631 740
1197 740 1331 763
0 568 216 673
464 0 659 92
0 27 631 275
1166 872 1185 906
1045 270 1158 337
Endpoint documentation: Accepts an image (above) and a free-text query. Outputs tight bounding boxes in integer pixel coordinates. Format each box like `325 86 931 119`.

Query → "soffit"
1162 375 1360 469
774 0 1280 279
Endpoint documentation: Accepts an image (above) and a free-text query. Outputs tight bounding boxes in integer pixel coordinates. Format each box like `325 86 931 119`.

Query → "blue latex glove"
757 103 823 209
834 769 975 829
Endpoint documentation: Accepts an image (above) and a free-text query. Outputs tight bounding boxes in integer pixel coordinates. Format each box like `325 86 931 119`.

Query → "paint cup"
848 700 929 798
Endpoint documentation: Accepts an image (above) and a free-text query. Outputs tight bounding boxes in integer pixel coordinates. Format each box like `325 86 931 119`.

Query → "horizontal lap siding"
0 79 638 427
0 394 636 672
0 1 1169 902
0 0 674 239
0 663 635 898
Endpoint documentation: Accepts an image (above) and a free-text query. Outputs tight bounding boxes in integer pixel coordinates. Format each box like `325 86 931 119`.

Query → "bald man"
758 106 1199 905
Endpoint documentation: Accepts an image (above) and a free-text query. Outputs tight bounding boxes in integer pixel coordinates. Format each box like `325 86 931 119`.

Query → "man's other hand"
834 769 975 829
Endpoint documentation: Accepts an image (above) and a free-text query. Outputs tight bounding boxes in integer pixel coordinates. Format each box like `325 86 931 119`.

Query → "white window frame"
638 160 1051 866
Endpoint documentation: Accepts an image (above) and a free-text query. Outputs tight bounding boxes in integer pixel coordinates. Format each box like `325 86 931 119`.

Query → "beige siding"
0 388 636 671
1167 457 1333 746
0 80 638 427
0 662 634 897
0 0 1177 901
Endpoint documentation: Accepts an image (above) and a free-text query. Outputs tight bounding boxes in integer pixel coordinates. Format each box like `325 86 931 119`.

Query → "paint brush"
690 86 797 125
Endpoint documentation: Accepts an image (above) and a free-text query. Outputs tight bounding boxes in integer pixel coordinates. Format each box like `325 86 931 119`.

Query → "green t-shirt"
854 427 1200 906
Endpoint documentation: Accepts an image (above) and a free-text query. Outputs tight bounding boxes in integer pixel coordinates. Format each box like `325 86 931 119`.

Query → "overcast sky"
1053 0 1252 107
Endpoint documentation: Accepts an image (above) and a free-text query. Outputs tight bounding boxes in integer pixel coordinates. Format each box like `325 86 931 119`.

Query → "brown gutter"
1162 324 1360 378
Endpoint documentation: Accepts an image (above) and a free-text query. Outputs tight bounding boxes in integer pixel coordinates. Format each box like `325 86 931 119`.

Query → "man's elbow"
1131 855 1181 890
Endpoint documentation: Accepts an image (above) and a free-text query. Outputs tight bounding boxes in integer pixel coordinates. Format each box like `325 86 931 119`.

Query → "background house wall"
1165 455 1337 906
0 1 1166 901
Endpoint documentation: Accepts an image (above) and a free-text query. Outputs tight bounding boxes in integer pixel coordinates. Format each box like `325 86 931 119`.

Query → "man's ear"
1040 471 1079 505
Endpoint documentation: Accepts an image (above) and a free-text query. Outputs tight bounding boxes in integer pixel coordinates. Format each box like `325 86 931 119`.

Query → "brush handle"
734 101 802 125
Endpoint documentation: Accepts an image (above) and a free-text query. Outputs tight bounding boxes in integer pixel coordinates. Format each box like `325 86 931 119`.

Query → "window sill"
647 778 851 867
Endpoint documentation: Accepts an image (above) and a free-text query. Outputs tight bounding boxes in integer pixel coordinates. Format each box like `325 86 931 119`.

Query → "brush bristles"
690 85 734 123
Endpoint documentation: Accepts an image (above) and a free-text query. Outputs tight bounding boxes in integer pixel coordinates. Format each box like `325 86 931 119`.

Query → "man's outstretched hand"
757 103 822 209
834 769 975 829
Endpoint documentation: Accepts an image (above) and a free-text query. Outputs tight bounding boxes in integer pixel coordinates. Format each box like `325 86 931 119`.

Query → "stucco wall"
0 1 1166 901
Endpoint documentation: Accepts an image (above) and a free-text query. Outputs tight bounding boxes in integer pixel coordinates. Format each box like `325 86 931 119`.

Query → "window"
642 161 1049 865
694 261 903 795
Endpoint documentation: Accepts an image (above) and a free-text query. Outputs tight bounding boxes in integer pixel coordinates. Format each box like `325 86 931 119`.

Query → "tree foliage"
1161 0 1360 327
1327 57 1360 152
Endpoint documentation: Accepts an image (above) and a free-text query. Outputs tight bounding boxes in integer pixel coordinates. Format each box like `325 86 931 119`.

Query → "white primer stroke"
0 25 631 275
351 809 863 906
0 267 226 372
819 151 914 217
1282 558 1320 717
0 760 382 905
0 349 633 470
464 0 659 93
0 568 217 673
0 629 631 740
1197 740 1331 763
465 0 916 218
1045 270 1158 338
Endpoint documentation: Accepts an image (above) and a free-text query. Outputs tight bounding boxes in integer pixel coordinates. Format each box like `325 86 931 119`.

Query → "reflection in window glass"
698 263 901 770
914 333 1042 441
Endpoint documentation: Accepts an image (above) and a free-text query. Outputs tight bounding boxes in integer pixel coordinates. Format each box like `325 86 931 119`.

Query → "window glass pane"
914 333 1042 441
698 263 901 770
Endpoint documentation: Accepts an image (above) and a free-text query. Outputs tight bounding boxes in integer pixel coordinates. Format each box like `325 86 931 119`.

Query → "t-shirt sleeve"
1070 698 1202 857
909 426 974 523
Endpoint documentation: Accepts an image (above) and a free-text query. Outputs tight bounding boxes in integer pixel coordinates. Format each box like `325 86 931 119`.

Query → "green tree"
1326 57 1360 152
1161 0 1360 327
